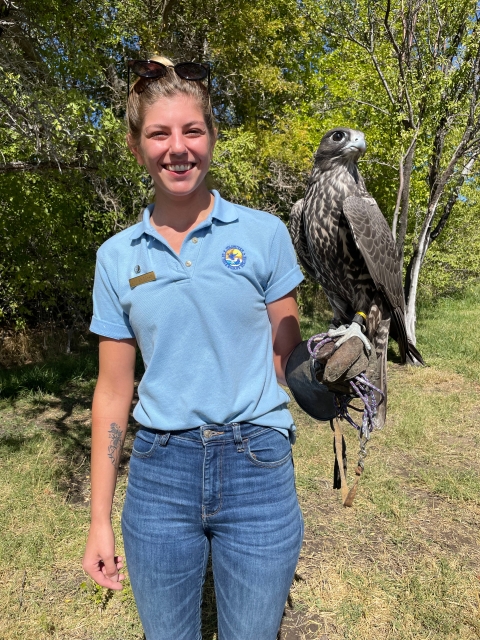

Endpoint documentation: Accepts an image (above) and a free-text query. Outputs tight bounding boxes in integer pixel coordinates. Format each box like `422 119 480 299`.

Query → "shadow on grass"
0 350 99 399
0 345 146 508
0 344 145 400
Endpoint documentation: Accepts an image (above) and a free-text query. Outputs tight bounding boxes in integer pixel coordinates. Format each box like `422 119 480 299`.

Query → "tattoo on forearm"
107 422 123 468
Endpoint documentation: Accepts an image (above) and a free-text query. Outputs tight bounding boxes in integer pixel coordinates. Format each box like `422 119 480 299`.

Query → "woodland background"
0 0 479 354
1 3 480 638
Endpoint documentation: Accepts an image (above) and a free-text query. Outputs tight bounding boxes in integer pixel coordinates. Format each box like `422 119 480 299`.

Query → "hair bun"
149 54 174 66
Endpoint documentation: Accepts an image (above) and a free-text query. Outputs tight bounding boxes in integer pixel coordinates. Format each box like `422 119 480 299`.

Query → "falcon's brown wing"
289 199 317 280
342 195 424 364
343 196 404 310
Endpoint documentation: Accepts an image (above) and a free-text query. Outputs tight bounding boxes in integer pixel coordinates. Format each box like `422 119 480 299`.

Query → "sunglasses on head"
127 60 211 95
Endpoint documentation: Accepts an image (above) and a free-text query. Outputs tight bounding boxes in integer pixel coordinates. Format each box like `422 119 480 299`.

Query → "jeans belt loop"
158 432 171 447
231 423 244 452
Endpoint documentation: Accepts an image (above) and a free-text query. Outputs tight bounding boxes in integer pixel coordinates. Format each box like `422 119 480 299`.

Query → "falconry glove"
315 333 377 394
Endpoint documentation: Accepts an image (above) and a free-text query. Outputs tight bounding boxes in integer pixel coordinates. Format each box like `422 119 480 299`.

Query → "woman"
82 56 304 640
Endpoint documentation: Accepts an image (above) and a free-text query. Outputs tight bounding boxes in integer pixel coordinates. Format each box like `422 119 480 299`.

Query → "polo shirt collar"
209 190 239 223
130 190 238 241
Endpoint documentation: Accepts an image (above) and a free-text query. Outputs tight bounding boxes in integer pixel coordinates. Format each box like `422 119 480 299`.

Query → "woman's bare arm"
82 336 136 590
266 289 302 386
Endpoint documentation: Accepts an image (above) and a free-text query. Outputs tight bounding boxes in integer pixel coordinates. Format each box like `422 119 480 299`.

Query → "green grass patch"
416 468 480 503
0 351 99 399
416 284 480 381
1 288 480 638
0 343 146 400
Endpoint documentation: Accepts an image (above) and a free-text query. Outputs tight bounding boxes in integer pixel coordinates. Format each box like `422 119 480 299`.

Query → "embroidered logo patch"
222 245 246 270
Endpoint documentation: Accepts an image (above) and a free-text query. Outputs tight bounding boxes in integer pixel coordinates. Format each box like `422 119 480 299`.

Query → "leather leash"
333 417 363 507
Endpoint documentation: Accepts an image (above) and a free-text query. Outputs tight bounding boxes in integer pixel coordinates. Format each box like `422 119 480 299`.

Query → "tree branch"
382 0 415 126
392 130 418 241
0 161 98 173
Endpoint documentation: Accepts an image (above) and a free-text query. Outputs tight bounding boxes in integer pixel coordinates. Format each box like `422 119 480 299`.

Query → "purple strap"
308 333 384 433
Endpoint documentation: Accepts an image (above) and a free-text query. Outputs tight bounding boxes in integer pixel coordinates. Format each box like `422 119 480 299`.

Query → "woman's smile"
163 162 196 173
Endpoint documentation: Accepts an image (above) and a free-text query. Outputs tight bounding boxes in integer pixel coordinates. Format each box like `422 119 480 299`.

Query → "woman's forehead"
143 93 205 121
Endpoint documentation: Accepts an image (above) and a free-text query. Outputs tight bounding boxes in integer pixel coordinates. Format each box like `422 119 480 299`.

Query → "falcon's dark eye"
332 131 345 142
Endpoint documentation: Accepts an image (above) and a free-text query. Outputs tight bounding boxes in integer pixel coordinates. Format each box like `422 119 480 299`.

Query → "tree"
0 0 150 327
2 0 478 338
304 0 480 343
0 0 321 329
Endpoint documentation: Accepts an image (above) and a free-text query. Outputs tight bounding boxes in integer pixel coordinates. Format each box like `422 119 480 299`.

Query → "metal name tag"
129 271 156 288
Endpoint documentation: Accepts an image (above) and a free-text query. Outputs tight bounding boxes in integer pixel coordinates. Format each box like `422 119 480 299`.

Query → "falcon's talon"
327 322 372 353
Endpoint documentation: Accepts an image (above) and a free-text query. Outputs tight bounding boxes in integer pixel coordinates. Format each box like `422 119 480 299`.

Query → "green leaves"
0 0 478 332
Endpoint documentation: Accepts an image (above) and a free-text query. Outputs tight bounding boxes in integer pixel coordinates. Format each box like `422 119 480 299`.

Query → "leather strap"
333 418 363 507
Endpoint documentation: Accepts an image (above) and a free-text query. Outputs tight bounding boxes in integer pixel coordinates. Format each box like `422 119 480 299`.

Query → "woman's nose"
169 132 187 155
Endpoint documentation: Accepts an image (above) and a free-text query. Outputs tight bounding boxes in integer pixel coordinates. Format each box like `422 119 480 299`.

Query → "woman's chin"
155 179 209 200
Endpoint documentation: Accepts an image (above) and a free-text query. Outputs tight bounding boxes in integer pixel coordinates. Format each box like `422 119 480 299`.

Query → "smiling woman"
82 54 305 640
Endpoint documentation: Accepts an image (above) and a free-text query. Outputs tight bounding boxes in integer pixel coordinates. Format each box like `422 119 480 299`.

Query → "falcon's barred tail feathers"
374 317 390 430
290 126 424 428
391 307 425 366
407 342 424 366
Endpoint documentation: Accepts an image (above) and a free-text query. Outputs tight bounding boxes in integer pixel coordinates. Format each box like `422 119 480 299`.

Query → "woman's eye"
148 131 168 139
332 131 344 142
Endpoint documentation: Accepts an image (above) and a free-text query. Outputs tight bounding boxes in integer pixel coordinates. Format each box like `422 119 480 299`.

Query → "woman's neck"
150 185 214 234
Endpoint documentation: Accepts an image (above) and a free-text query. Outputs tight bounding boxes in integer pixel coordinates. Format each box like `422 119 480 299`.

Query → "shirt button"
192 237 198 244
185 260 192 267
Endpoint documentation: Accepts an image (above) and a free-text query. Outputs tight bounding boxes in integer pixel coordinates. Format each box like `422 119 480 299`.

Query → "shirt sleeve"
264 219 304 304
89 249 136 340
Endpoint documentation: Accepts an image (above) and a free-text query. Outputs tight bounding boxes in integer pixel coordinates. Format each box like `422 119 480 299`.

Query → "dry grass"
0 327 92 368
1 288 480 639
287 362 480 639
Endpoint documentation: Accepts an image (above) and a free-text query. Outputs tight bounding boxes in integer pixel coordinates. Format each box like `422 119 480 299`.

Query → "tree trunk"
404 241 426 344
404 200 440 342
395 139 416 272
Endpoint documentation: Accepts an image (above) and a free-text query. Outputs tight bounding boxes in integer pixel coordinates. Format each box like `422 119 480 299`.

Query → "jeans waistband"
137 422 295 445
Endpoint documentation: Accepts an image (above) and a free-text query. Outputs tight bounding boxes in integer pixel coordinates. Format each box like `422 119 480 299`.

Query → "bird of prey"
290 127 424 427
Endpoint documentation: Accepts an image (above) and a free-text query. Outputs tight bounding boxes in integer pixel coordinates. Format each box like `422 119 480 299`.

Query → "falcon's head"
315 128 366 169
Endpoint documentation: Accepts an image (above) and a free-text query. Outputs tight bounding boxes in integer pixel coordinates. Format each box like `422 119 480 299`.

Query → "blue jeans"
122 422 304 640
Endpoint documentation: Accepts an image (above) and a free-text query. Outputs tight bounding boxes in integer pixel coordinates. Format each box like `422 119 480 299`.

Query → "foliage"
419 183 480 299
0 0 322 330
0 0 479 335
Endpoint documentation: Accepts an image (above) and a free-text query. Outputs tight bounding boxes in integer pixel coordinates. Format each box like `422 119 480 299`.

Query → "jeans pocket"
131 429 159 458
245 428 292 468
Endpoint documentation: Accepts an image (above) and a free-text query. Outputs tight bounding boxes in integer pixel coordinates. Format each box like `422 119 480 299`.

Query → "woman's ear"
127 134 144 166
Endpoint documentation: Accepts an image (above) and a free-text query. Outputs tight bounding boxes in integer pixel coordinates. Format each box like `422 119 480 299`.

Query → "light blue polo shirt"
90 191 304 436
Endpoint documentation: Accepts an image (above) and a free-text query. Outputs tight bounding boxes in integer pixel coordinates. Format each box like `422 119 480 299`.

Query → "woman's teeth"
165 163 194 171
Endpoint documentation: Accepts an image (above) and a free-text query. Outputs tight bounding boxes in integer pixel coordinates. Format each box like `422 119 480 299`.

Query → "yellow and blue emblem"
222 245 246 270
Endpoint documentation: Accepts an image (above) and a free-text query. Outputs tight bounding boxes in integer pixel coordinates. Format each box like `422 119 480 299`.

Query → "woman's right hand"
82 521 125 590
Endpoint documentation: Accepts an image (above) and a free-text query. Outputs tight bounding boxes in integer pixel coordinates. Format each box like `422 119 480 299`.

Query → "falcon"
290 127 424 426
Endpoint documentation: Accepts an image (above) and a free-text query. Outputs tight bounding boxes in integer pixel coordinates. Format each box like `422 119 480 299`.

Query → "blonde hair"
126 55 215 145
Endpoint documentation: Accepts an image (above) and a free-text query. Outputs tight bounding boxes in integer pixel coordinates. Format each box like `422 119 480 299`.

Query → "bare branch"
0 161 97 173
351 99 390 115
369 53 397 107
429 157 476 245
382 0 415 126
392 130 419 240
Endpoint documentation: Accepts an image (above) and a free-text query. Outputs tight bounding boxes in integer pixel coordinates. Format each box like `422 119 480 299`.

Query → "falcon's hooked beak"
346 131 366 156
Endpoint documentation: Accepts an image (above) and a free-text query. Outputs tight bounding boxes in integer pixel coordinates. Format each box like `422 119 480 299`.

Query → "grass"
1 285 480 639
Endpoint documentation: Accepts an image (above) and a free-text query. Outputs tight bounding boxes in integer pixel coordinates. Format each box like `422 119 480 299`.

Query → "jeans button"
204 429 214 438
